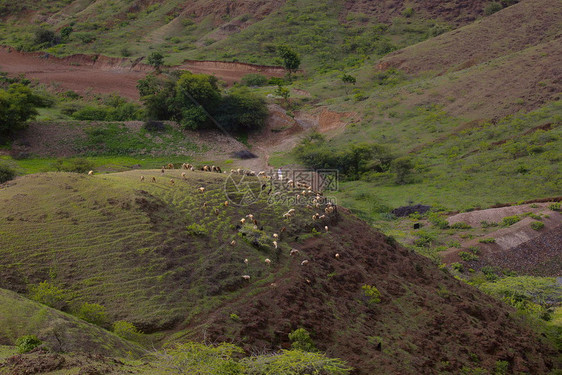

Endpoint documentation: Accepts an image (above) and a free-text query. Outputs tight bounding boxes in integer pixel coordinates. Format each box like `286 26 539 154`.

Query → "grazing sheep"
199 187 205 193
224 201 229 207
167 163 174 169
140 176 145 181
214 209 219 216
288 209 295 215
216 166 222 173
244 258 249 264
242 275 251 280
301 260 309 266
161 168 165 174
265 258 271 265
290 249 299 256
273 241 278 249
325 225 329 232
335 253 340 259
306 279 311 284
281 227 286 233
325 206 334 214
203 202 208 207
181 172 187 179
240 218 246 224
320 215 326 220
170 179 175 185
246 214 254 220
151 177 156 182
88 170 93 176
273 233 279 239
203 165 209 171
190 166 194 171
253 219 258 226
230 240 236 246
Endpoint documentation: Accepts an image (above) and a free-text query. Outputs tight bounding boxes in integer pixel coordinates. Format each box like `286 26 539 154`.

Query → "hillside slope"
0 288 143 357
0 171 557 374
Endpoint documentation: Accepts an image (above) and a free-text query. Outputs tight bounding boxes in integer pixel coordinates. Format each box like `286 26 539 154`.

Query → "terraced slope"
0 288 143 357
0 171 557 374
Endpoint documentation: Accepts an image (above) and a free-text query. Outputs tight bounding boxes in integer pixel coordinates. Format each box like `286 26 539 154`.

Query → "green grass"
0 170 335 334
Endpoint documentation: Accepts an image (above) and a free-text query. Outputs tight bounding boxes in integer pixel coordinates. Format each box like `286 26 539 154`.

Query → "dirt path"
0 46 286 100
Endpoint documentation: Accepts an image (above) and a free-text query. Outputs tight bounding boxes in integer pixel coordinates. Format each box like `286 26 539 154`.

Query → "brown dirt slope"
182 209 557 374
379 0 562 75
344 0 492 26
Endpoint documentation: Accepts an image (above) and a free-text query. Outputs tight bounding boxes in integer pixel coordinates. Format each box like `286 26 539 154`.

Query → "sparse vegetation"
530 221 545 230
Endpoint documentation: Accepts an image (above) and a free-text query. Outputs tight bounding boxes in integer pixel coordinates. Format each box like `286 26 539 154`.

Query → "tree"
147 52 165 71
391 156 414 184
0 84 40 142
215 87 268 132
341 74 356 94
275 84 290 104
277 45 301 79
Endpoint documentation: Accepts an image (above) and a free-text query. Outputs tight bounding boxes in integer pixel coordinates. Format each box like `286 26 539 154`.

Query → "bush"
362 284 382 305
478 238 495 243
0 164 16 183
29 281 69 310
242 350 352 374
241 74 268 87
459 251 479 261
113 321 143 341
549 202 560 211
76 302 107 326
428 212 449 229
54 158 95 173
288 328 317 352
391 156 413 184
530 221 544 231
501 215 521 226
0 84 41 141
186 223 207 236
16 335 42 353
451 262 464 272
450 222 471 229
484 2 503 15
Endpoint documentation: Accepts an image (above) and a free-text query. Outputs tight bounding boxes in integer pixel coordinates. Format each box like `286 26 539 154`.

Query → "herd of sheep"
88 163 338 284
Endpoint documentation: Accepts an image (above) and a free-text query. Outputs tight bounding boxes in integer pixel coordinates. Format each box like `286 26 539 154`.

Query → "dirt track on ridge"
0 46 287 100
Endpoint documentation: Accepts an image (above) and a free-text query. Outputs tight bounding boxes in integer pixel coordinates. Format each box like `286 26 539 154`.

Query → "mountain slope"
0 171 557 374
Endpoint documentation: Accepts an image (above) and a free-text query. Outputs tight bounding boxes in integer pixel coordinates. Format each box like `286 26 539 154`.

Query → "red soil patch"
184 209 557 374
0 46 288 100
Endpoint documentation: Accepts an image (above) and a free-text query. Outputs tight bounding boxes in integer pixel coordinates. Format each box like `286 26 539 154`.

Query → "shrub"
414 231 435 247
478 238 495 243
16 335 42 353
450 222 471 229
113 320 143 341
76 302 107 326
459 251 479 261
549 202 560 211
186 223 207 236
530 221 544 231
0 164 16 183
480 220 498 228
29 281 69 310
0 84 41 141
362 284 382 305
242 350 352 374
54 158 95 173
402 7 414 17
289 328 317 352
241 73 268 87
428 212 449 229
451 262 464 272
391 156 413 184
501 215 521 226
485 2 503 15
495 360 509 375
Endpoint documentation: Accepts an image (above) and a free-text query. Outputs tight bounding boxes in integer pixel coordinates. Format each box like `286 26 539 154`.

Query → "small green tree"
16 335 42 353
0 164 16 183
113 320 143 341
275 85 290 104
29 281 69 310
391 156 414 184
341 74 356 94
0 84 40 142
76 302 107 326
277 45 300 79
288 328 317 352
147 52 165 71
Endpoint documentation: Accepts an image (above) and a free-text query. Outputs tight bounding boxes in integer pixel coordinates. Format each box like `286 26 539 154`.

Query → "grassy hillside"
0 288 143 357
0 170 558 373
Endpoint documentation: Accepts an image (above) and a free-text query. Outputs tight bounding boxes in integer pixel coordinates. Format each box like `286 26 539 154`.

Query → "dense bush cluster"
293 133 395 181
0 83 44 142
137 71 267 133
0 164 16 183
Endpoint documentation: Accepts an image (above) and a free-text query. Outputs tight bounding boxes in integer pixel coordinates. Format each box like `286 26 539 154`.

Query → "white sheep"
325 225 329 232
246 214 254 220
244 258 249 264
88 170 93 175
240 218 246 224
265 258 271 265
151 177 156 182
290 249 299 256
181 172 187 179
335 253 340 259
273 233 279 239
301 260 309 266
170 179 175 185
199 187 205 193
224 201 229 207
230 240 236 246
140 176 145 181
273 241 278 249
242 275 251 280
